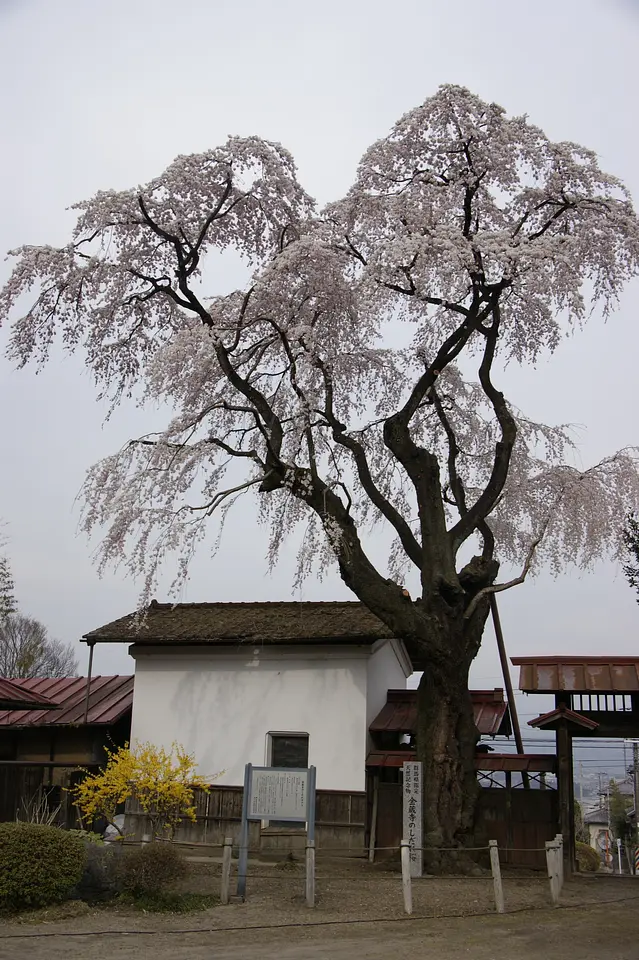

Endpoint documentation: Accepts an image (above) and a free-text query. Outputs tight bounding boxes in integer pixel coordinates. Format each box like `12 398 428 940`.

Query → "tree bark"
411 601 490 871
415 660 478 869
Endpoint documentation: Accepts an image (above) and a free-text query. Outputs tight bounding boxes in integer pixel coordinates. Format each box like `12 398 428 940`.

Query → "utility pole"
490 596 529 788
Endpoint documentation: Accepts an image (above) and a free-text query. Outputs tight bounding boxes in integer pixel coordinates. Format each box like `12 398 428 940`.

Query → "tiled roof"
0 676 133 727
369 688 512 738
84 601 391 646
512 656 639 694
528 705 599 731
0 677 58 710
584 806 609 825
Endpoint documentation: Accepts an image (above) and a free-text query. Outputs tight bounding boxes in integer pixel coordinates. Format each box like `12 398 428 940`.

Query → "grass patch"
121 891 217 913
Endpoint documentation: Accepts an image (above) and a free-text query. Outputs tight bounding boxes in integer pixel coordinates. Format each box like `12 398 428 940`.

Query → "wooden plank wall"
0 766 44 822
476 788 559 868
125 786 366 855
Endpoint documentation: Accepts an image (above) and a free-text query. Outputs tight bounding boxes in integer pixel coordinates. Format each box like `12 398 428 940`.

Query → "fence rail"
210 834 566 914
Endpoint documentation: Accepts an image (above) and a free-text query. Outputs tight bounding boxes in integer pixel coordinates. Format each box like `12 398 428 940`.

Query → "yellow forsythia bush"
72 741 212 838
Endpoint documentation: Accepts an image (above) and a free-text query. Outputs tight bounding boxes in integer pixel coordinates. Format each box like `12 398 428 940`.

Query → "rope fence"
214 834 566 913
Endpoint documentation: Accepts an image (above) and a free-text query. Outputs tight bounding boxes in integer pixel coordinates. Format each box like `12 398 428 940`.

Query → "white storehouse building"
83 600 512 852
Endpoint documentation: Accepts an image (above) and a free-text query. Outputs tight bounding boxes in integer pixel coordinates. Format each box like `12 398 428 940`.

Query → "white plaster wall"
129 645 370 791
366 638 411 731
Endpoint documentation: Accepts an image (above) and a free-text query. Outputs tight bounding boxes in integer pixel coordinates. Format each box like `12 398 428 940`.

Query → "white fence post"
305 840 316 908
555 834 564 891
400 840 413 915
546 840 560 905
220 836 233 905
488 840 505 914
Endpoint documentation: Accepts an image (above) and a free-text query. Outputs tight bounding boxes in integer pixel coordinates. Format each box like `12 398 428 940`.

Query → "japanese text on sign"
248 768 309 821
402 761 423 878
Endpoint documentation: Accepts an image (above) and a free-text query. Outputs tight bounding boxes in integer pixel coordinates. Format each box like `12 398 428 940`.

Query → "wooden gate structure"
368 756 558 868
512 655 639 875
366 686 558 867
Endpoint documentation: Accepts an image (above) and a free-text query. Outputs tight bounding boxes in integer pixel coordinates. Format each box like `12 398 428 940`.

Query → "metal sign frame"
237 762 317 897
246 765 312 822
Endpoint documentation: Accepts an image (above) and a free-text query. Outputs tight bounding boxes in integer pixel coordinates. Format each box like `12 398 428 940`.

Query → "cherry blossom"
2 84 639 854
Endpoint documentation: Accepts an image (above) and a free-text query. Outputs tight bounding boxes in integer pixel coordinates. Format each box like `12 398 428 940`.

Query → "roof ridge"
9 675 131 682
147 600 367 609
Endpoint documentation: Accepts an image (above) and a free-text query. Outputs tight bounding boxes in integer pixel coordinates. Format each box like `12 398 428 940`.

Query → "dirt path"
1 901 638 960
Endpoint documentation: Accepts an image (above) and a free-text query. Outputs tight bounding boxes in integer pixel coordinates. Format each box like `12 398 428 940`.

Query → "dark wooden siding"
476 788 559 868
126 785 366 854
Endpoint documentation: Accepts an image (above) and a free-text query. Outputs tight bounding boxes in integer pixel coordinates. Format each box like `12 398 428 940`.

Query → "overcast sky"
0 0 638 729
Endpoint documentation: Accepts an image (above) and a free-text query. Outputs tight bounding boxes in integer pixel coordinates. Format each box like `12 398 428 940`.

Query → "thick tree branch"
314 356 423 569
136 209 287 480
380 300 486 597
431 389 468 516
448 301 517 554
462 515 550 619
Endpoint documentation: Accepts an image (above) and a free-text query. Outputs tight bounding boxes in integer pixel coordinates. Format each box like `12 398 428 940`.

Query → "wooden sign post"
402 760 423 878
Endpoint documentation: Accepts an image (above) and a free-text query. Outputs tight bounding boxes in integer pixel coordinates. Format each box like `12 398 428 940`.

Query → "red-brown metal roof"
512 656 639 694
528 705 600 731
0 676 133 727
472 689 512 736
0 678 58 710
369 688 511 738
366 750 416 768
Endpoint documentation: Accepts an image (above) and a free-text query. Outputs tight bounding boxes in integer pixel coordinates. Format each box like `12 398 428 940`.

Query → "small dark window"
270 734 309 769
266 734 309 829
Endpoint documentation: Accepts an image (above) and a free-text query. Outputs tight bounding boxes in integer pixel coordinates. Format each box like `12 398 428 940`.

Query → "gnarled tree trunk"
415 655 480 871
410 595 493 870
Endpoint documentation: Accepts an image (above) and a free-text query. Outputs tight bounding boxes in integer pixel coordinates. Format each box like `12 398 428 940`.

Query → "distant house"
83 600 525 852
0 676 133 826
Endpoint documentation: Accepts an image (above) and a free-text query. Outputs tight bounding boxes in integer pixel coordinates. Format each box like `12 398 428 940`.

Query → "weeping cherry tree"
2 86 639 860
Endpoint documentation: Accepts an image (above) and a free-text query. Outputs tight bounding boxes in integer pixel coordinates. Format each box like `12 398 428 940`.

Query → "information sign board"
403 760 423 878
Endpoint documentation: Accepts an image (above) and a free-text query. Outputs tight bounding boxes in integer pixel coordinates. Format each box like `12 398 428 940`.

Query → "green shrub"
118 842 187 897
71 840 120 903
68 829 104 845
576 841 600 872
0 822 86 910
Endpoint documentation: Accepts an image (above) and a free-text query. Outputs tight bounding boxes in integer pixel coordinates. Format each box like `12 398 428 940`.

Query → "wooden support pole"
489 840 505 914
400 840 413 915
220 836 233 905
368 773 379 864
546 840 560 905
83 643 95 724
236 763 251 900
556 722 575 876
555 834 564 891
305 839 316 907
490 597 529 788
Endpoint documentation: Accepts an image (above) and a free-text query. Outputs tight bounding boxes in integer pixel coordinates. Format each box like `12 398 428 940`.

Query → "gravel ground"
2 900 639 960
2 856 639 959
